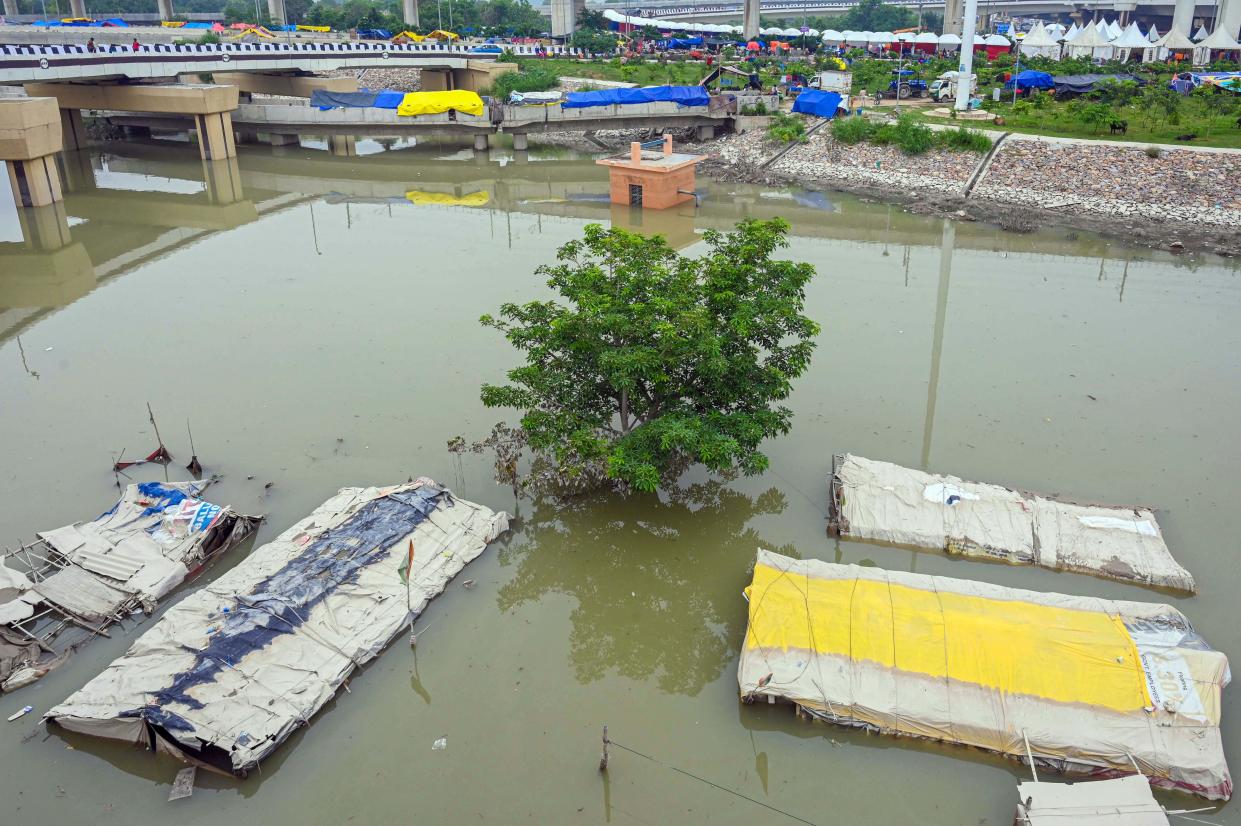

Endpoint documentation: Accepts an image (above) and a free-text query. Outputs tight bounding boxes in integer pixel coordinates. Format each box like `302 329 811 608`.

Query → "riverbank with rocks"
696 126 1241 257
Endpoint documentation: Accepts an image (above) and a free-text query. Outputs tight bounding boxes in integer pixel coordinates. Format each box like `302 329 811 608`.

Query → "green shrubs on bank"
488 64 560 100
767 113 808 143
830 114 992 155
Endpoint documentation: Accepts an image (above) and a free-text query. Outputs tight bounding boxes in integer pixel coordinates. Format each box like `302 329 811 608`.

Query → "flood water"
1 136 1238 826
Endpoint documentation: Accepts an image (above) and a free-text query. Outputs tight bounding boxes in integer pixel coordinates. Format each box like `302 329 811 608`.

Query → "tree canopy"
479 219 819 493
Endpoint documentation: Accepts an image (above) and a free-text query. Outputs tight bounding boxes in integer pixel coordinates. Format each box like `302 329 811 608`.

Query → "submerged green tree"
478 219 820 493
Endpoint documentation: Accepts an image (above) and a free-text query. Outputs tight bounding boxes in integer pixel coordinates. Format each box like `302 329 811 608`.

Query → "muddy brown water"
1 137 1238 825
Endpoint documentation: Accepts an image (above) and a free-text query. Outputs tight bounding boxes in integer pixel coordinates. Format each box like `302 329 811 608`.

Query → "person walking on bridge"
132 37 141 51
86 37 97 53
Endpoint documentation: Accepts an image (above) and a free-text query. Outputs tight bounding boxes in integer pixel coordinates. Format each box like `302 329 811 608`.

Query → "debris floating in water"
7 705 33 722
168 766 196 801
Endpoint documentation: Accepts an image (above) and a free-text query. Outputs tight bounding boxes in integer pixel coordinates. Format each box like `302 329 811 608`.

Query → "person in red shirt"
132 38 141 51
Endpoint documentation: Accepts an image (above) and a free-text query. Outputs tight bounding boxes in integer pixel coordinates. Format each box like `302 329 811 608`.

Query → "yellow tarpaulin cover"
296 24 330 32
427 29 459 40
161 21 186 27
228 27 276 40
405 190 490 207
745 561 1149 712
396 91 485 117
392 31 426 42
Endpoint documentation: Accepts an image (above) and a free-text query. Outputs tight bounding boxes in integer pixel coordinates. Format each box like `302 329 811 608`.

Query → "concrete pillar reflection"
266 0 286 26
202 157 244 204
3 0 18 18
402 0 419 27
69 0 86 17
921 220 954 472
328 135 357 156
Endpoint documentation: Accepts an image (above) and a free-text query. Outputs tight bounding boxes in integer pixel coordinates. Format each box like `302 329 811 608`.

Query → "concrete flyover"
0 41 578 85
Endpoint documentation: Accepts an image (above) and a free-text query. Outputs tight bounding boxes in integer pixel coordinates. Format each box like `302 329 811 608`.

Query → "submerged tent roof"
738 549 1232 800
828 454 1194 591
46 480 509 775
1 482 258 692
1016 776 1171 825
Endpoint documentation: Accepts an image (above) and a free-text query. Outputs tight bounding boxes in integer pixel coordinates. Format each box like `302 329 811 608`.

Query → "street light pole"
954 0 979 111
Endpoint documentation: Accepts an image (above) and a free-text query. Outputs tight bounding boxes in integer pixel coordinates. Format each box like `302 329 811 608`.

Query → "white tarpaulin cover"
46 479 508 775
828 454 1195 592
738 550 1232 800
1015 776 1170 824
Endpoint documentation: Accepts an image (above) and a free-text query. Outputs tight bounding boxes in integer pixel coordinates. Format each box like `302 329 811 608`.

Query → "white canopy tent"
1064 21 1115 60
821 29 845 43
1112 22 1155 61
1148 28 1197 61
913 31 940 47
1147 24 1161 43
1194 26 1241 63
1018 22 1062 58
1064 22 1080 41
938 32 962 50
868 31 895 46
780 27 802 37
846 31 872 46
983 33 1012 48
1193 24 1210 41
1108 19 1123 39
1045 22 1067 38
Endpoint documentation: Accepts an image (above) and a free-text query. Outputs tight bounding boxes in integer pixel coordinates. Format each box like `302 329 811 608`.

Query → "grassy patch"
767 112 807 143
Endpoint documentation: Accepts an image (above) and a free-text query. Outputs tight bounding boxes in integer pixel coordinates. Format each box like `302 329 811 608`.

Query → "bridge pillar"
1218 0 1241 38
69 0 86 17
1171 0 1196 36
60 107 87 151
742 0 760 39
193 112 237 160
3 0 18 17
213 73 359 98
943 0 964 35
473 133 488 151
550 0 584 39
402 0 419 27
329 135 357 156
1 98 65 209
511 133 528 151
266 0 286 27
157 0 174 21
695 124 714 141
421 69 454 91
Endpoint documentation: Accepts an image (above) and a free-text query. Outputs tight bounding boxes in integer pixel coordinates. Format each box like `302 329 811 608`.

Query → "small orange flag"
398 539 415 584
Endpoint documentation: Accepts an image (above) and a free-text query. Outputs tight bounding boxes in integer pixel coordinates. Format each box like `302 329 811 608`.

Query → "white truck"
929 71 978 102
809 70 853 94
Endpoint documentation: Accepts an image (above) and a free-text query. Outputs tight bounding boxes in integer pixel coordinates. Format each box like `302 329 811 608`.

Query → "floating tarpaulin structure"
0 482 259 693
396 90 484 117
562 85 710 109
1015 776 1171 825
738 549 1232 800
46 480 509 775
790 89 846 118
827 454 1194 591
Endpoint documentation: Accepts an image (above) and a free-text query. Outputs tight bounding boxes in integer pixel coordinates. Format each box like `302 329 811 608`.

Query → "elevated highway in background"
551 0 1196 21
0 41 580 85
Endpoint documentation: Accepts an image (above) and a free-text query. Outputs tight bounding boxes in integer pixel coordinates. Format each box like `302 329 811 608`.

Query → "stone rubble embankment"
698 125 1241 255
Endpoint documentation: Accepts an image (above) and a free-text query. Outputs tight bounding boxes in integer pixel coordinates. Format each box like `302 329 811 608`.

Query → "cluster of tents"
1018 19 1241 62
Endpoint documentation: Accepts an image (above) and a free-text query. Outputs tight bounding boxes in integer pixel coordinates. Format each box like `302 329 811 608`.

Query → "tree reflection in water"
496 481 800 696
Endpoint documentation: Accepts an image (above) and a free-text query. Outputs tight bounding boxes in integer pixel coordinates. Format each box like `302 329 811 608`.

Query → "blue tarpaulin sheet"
100 17 128 26
1005 70 1054 90
310 89 405 110
357 28 392 39
562 85 710 109
791 89 844 118
373 90 404 108
182 21 212 28
663 37 703 48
